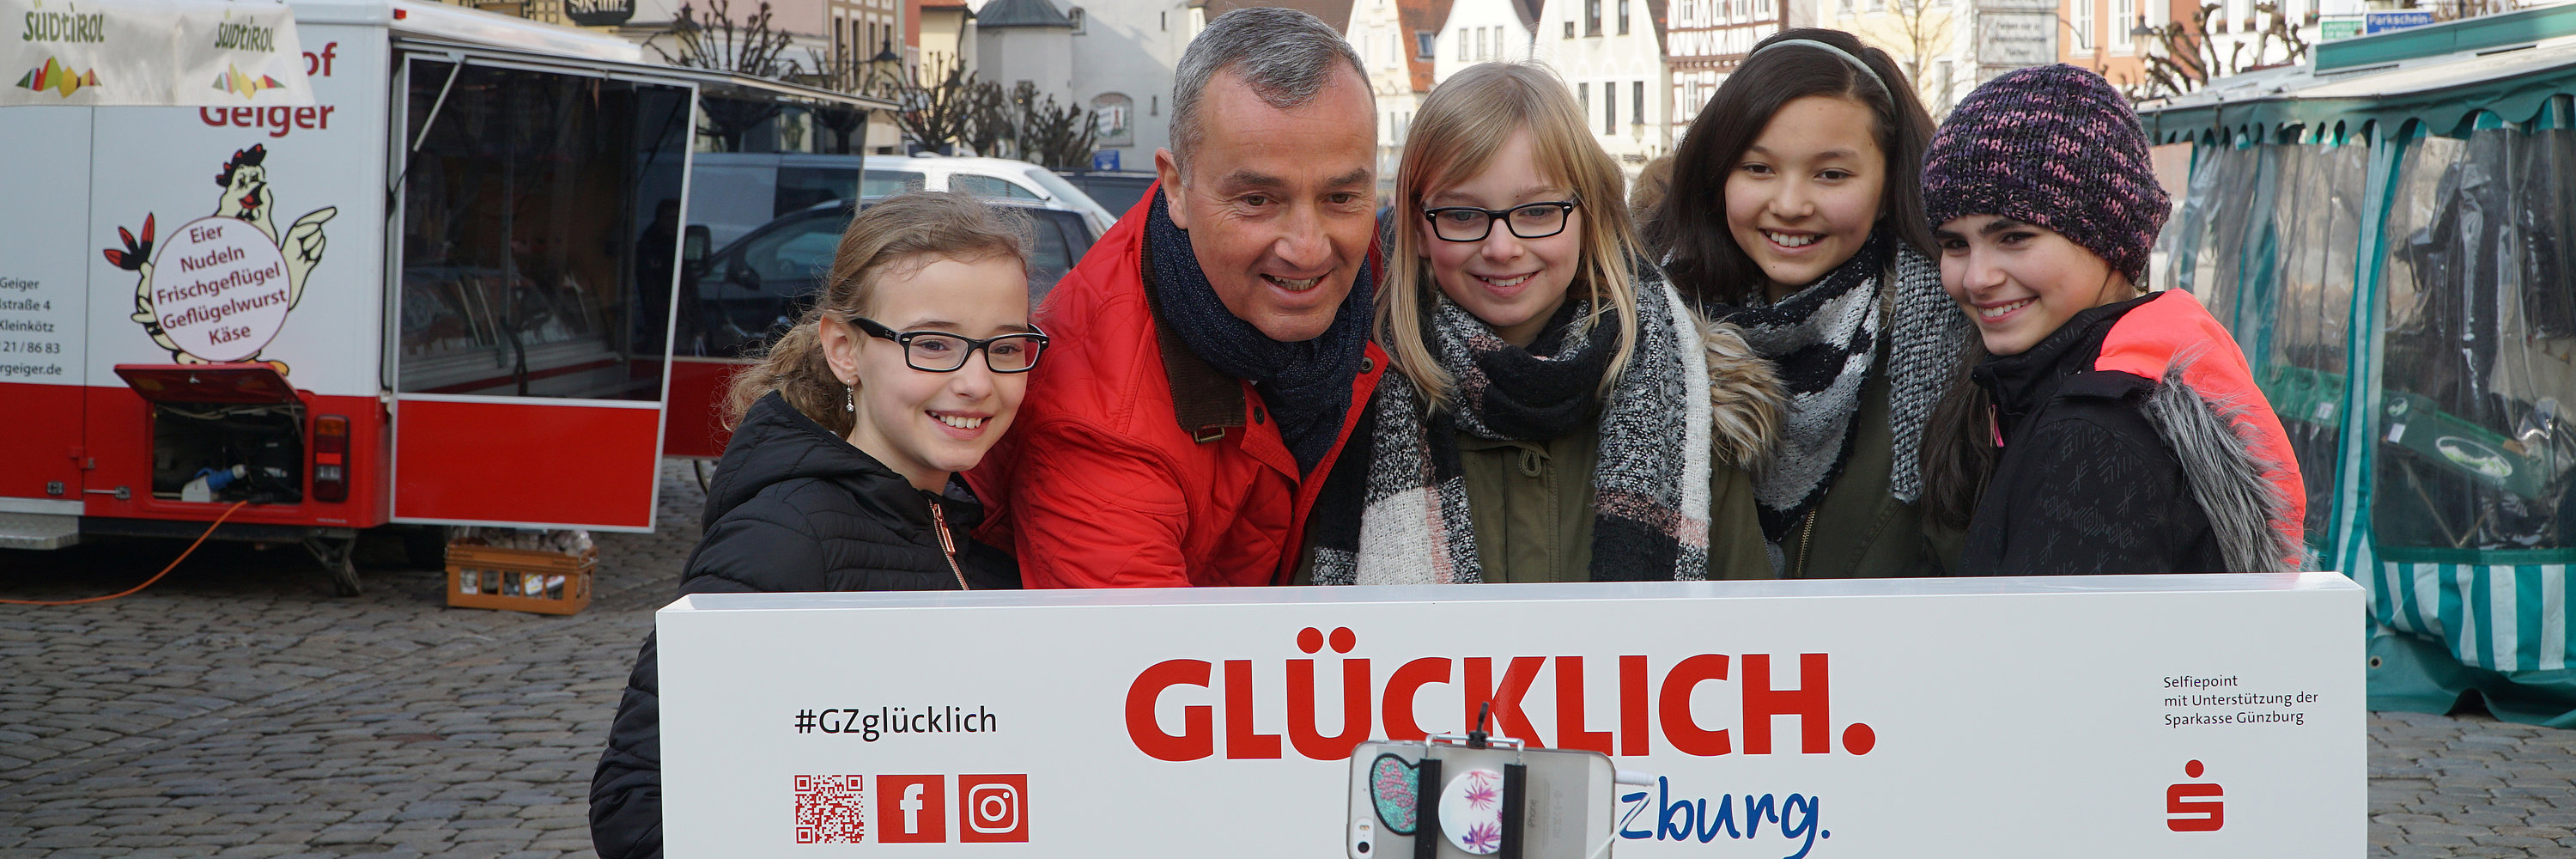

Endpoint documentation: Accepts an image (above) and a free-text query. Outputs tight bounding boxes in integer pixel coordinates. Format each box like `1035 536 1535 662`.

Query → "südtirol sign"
657 575 2365 857
3 0 312 105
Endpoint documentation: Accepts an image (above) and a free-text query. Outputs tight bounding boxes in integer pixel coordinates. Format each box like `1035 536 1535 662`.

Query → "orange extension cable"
1 500 251 606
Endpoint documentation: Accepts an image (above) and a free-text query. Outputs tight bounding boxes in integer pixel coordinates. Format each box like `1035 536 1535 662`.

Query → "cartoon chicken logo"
102 143 335 371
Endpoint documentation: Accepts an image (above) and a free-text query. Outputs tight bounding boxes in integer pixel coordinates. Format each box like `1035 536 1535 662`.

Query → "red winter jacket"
964 188 1388 588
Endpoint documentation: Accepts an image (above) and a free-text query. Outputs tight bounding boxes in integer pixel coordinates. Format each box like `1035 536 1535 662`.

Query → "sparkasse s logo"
2166 760 2224 832
877 774 947 843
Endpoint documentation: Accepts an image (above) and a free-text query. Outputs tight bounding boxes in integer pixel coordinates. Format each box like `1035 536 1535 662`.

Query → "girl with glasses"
1306 62 1781 584
592 192 1036 859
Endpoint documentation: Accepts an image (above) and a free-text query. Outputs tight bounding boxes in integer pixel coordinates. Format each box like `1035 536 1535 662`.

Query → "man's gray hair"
1170 6 1370 174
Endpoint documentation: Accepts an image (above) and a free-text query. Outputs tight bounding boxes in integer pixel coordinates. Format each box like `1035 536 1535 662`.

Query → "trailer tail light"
313 415 349 503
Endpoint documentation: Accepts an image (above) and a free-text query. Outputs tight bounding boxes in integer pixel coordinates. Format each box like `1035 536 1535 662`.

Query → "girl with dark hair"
1304 63 1778 583
590 192 1038 859
1917 65 2306 575
1647 27 1971 577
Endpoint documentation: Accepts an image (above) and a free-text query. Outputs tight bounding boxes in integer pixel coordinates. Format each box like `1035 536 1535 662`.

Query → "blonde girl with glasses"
1305 63 1780 584
592 192 1037 859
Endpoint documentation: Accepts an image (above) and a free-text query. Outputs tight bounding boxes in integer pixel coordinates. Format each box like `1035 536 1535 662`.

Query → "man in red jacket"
966 7 1388 587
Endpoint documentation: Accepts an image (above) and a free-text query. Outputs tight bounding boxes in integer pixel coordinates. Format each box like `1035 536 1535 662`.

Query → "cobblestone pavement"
0 461 706 859
2 459 2571 857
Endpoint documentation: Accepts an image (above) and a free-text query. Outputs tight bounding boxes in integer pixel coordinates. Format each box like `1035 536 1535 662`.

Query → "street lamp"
865 38 900 99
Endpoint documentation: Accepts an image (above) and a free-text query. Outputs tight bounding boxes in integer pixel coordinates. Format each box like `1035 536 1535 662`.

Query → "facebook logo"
874 775 947 843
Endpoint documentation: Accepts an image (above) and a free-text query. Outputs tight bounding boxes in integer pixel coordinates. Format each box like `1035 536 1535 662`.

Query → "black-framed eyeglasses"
850 317 1049 373
1423 200 1579 242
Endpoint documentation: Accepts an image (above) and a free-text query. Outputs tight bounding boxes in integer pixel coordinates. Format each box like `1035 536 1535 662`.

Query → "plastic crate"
446 543 594 615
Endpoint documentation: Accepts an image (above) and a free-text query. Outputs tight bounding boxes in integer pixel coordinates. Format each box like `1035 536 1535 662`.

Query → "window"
1618 0 1630 33
1838 0 1851 13
950 174 1044 201
1416 30 1435 58
776 167 858 216
1069 6 1085 34
1455 27 1466 60
1159 10 1166 30
1632 81 1643 126
2114 0 2136 40
2075 0 2094 50
860 169 927 197
1585 0 1601 34
1604 83 1616 134
401 61 695 380
1564 20 1575 37
1577 82 1588 119
1024 210 1091 305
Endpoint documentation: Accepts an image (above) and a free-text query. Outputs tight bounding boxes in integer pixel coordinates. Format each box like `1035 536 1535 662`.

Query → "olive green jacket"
1770 363 1964 578
1457 428 1771 582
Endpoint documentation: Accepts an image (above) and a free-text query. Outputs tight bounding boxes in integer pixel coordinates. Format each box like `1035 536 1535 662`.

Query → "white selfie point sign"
659 574 2363 857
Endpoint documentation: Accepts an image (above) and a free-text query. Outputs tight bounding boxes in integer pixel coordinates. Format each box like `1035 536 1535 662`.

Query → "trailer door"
387 55 694 532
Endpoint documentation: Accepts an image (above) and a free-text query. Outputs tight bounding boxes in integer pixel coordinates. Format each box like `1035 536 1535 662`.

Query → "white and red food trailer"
0 0 884 592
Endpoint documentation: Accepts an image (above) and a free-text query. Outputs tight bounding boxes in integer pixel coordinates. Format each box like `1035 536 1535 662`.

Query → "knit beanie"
1921 64 2169 284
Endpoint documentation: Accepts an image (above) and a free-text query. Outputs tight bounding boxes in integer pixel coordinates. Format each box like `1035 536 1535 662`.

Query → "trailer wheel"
304 533 362 596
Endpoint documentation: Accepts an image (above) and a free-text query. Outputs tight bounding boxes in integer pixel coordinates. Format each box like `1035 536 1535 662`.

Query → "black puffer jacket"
1959 295 2220 575
589 392 1018 859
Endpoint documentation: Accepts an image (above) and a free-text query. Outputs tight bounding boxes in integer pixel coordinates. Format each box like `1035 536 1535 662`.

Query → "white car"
862 155 1120 234
690 152 1118 247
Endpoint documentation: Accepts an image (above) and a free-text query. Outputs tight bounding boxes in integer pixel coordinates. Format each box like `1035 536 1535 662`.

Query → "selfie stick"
1414 757 1443 859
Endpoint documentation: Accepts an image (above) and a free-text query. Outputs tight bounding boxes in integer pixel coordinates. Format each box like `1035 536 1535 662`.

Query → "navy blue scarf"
1145 190 1375 472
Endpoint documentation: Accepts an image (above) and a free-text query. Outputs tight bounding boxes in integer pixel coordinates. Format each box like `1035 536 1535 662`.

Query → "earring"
845 386 855 412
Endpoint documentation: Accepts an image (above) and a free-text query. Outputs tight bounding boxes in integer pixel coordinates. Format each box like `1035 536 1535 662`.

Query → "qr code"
794 774 866 844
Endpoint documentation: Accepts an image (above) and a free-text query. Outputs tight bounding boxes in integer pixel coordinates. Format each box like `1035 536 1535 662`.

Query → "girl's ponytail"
726 312 851 436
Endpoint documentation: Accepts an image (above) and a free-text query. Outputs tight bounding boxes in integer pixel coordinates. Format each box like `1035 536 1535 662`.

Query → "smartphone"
1346 739 1616 859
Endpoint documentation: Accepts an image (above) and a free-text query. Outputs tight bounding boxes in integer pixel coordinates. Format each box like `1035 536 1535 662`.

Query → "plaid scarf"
1310 272 1712 583
1707 231 1891 542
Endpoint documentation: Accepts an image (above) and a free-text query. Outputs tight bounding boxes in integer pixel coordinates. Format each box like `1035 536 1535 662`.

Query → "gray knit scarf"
1708 232 1966 545
1310 272 1714 584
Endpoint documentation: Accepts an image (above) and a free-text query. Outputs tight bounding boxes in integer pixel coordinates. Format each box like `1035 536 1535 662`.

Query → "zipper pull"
1989 403 2004 448
930 499 969 590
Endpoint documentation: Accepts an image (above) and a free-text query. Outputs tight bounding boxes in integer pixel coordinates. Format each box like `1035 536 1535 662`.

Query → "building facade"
1433 0 1538 86
1534 0 1677 172
1066 0 1200 168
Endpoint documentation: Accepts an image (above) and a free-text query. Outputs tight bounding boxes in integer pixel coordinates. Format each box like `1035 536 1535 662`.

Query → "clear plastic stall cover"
2160 141 2368 543
2374 128 2576 553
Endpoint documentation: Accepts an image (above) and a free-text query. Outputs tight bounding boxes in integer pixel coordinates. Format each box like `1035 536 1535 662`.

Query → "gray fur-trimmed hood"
2141 364 2308 573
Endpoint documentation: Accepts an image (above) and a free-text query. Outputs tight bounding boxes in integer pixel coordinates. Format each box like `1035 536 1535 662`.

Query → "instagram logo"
958 775 1029 843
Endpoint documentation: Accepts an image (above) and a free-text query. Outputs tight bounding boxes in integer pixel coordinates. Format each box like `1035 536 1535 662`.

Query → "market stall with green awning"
2140 3 2576 725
